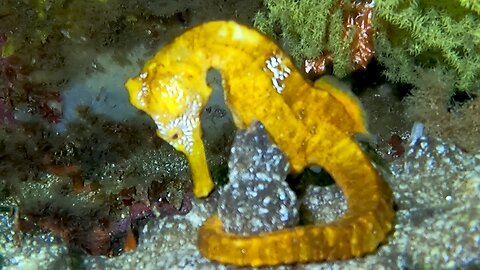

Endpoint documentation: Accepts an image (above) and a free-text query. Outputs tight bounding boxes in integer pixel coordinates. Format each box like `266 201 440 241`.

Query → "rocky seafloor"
1 121 479 270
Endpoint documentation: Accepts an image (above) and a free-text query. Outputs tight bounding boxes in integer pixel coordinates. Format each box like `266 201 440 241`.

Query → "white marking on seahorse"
155 94 202 154
265 54 291 94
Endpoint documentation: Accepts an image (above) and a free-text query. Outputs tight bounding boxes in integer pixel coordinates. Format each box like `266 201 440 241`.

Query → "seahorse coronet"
126 20 395 266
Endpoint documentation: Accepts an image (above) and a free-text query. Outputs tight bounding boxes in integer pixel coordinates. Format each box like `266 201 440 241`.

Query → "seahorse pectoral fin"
181 126 214 198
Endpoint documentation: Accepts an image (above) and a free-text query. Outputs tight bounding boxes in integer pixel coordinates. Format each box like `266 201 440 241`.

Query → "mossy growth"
404 68 480 153
374 0 480 93
0 110 195 255
253 0 479 93
253 0 353 77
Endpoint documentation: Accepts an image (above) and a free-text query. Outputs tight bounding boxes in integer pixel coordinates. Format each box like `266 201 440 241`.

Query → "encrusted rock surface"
83 199 217 270
0 212 69 269
218 121 298 234
301 185 347 224
391 130 473 209
1 125 479 269
303 125 480 269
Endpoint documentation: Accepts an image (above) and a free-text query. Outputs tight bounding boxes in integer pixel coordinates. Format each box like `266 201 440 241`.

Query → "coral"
459 0 480 15
218 121 298 234
253 0 338 60
254 0 375 77
126 21 394 266
254 0 479 92
374 0 480 92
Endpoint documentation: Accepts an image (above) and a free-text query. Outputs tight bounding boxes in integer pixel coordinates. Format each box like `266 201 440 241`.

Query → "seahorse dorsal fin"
314 75 368 134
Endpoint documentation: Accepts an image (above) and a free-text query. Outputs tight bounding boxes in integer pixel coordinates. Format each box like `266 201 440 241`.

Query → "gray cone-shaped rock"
218 121 298 235
227 121 290 183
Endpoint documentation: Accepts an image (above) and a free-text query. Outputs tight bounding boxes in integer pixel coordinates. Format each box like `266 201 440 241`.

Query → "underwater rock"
302 125 480 269
0 212 70 269
83 198 217 269
391 122 475 210
301 184 347 224
395 123 467 175
3 125 479 269
384 125 480 268
227 121 290 183
218 121 298 234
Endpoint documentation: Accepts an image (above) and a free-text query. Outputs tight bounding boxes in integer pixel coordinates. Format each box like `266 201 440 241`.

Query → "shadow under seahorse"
125 21 394 267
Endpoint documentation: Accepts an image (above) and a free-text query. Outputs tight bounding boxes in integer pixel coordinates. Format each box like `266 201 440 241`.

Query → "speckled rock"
83 198 220 270
301 184 347 224
2 121 479 269
303 125 480 269
227 121 290 183
391 125 476 210
218 121 298 234
0 212 70 270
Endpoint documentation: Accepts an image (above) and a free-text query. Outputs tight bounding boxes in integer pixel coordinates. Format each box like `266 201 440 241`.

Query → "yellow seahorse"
125 21 394 266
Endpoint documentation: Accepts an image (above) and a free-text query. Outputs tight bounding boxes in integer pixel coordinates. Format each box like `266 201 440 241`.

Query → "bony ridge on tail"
125 20 394 267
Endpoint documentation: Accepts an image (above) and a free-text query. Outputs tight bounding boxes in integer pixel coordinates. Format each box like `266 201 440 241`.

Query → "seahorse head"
125 69 203 155
125 61 214 198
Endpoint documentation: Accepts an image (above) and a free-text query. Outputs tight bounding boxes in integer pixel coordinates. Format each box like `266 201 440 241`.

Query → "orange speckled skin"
126 21 394 266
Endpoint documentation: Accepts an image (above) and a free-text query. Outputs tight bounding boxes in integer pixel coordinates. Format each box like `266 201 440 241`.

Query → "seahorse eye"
167 127 183 142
